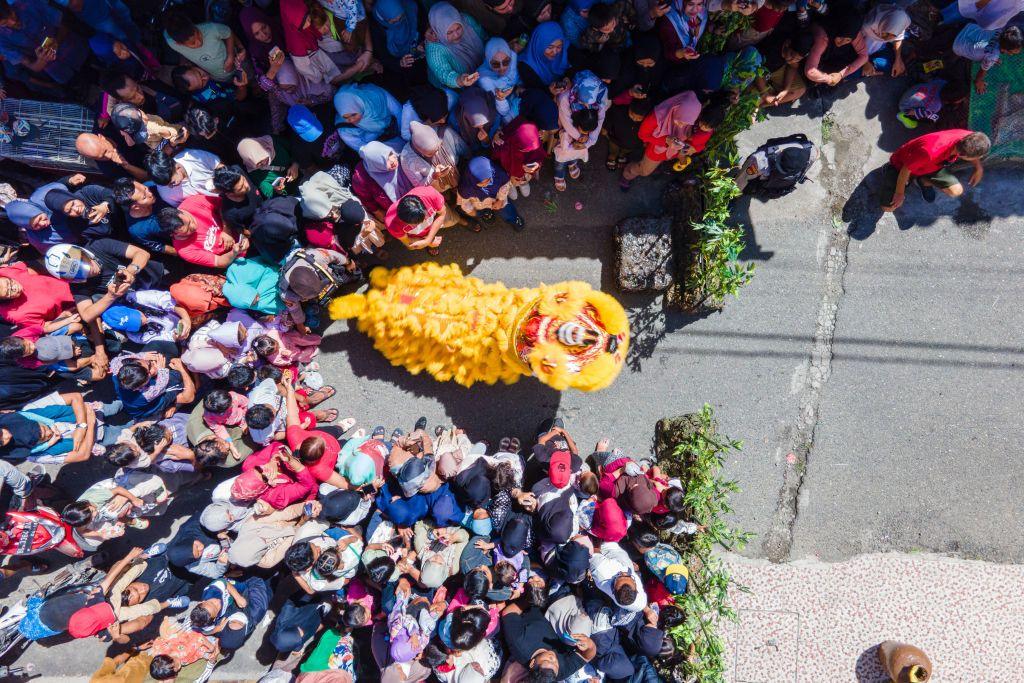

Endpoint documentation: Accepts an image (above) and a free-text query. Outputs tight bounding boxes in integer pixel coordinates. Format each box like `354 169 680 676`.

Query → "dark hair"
587 2 615 27
156 207 184 234
577 470 598 496
135 425 167 454
185 107 218 137
164 11 198 44
659 604 685 628
789 31 815 57
649 510 678 530
117 359 150 391
365 556 396 585
204 389 233 415
100 71 131 95
526 667 558 683
257 364 283 382
61 501 95 527
493 560 517 589
627 520 659 551
170 65 194 93
571 108 599 133
341 603 368 629
697 101 729 129
106 442 140 468
629 97 655 117
213 165 245 194
298 437 326 464
225 364 257 393
252 334 279 359
463 568 490 600
190 605 215 630
524 580 548 608
957 132 991 158
999 25 1023 52
613 580 638 606
488 461 516 493
0 336 26 363
246 404 275 430
284 541 316 573
195 439 228 467
149 655 178 680
396 195 427 224
663 487 685 515
421 641 448 668
146 150 176 186
450 607 490 650
112 177 137 207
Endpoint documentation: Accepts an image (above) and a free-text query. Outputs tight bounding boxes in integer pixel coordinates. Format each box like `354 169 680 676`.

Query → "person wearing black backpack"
736 133 819 199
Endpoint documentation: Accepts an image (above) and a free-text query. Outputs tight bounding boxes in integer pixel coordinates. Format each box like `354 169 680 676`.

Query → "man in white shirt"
588 541 647 625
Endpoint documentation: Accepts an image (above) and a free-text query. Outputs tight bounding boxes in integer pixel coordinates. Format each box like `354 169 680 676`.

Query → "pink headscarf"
590 498 627 542
651 90 702 141
231 470 270 502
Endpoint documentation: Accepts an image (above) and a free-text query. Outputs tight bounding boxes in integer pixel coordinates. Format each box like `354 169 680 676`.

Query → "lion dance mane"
328 263 629 392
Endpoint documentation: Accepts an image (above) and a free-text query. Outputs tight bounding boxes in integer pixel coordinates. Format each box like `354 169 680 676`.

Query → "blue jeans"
498 201 520 223
553 159 579 181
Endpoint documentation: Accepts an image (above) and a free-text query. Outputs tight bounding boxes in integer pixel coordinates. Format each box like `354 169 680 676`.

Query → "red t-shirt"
384 186 446 240
286 424 340 482
172 194 232 267
890 129 972 177
753 5 786 32
0 262 74 328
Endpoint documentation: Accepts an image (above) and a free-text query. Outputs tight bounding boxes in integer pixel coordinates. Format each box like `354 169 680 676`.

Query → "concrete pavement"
4 74 1023 679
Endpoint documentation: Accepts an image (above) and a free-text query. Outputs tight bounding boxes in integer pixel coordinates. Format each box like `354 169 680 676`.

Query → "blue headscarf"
373 0 420 58
458 156 510 200
478 38 520 93
568 70 608 112
520 22 569 86
334 83 395 135
4 199 49 229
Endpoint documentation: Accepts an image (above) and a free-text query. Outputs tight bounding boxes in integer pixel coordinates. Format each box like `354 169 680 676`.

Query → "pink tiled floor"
722 553 1024 682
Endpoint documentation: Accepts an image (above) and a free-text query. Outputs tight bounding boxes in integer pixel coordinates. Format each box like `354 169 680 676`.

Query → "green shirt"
165 22 233 82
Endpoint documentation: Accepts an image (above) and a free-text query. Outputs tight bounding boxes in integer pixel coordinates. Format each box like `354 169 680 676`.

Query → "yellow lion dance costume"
328 263 629 392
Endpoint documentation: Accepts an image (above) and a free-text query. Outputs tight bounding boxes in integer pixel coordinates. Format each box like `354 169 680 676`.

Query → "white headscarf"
861 4 911 54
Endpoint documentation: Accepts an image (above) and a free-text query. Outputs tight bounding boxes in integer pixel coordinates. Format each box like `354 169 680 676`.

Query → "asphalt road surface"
4 77 1022 679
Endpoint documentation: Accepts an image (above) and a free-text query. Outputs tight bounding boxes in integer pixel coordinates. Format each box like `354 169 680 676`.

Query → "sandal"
554 177 567 192
508 437 521 454
304 385 337 406
372 425 386 440
606 156 619 171
317 408 340 423
568 163 581 180
466 219 482 233
499 437 512 452
338 417 356 433
127 518 150 530
428 247 440 256
618 155 628 167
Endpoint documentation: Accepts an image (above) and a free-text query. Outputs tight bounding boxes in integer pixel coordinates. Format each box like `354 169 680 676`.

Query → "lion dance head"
329 263 629 392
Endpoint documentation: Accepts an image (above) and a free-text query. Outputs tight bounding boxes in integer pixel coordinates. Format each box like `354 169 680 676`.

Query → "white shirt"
589 542 648 621
157 148 221 207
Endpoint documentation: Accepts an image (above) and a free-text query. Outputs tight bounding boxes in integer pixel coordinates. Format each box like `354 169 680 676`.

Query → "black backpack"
746 133 815 199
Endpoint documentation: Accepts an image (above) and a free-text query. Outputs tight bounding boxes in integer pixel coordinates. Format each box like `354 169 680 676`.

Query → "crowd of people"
0 0 1013 679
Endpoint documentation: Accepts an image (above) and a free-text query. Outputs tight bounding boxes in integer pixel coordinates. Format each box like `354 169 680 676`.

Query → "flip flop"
319 408 340 423
304 386 337 406
509 438 521 454
372 425 386 439
338 417 356 433
554 177 567 192
499 437 512 452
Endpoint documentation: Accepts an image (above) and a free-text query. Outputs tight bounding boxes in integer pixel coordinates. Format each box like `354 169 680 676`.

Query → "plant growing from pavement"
656 405 752 683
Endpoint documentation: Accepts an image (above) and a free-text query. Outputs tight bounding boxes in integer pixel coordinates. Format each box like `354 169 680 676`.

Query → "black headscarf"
0 366 51 411
249 196 300 263
410 85 449 124
0 412 41 460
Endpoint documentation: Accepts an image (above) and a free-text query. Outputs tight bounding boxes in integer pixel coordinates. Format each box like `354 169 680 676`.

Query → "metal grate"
0 97 98 171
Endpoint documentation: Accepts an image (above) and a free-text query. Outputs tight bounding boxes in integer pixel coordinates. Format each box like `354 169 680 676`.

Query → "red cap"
549 450 572 488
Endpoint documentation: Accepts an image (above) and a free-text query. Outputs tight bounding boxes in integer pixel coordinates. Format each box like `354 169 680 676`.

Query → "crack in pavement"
762 111 866 563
